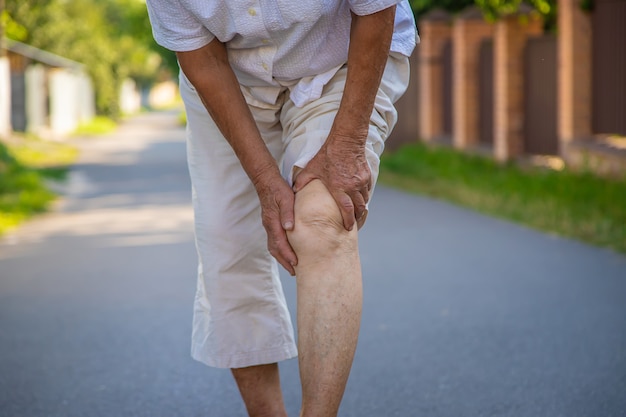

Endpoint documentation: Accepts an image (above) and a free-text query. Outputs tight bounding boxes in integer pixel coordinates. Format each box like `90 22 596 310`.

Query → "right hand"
293 136 371 232
253 170 298 276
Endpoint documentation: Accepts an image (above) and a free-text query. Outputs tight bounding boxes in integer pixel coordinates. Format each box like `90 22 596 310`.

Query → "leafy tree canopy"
409 0 556 29
5 0 558 117
5 0 175 117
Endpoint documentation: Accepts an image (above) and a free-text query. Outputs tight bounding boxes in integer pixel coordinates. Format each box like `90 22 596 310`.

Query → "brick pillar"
418 9 452 142
493 7 543 161
558 0 592 147
453 7 494 150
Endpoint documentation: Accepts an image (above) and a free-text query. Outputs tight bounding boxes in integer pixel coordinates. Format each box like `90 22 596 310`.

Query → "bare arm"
293 6 396 231
177 40 297 275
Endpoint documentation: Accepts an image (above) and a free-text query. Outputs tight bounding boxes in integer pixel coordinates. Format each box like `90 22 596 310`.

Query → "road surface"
1 111 625 417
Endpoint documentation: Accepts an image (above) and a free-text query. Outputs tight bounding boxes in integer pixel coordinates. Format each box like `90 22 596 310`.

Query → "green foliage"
74 116 117 136
475 0 556 28
579 0 594 12
0 135 77 234
5 0 174 118
177 110 187 127
1 9 27 41
409 0 474 16
0 139 74 235
380 143 626 254
409 0 556 30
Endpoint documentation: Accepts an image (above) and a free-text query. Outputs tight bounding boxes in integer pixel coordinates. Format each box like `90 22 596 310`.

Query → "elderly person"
146 1 417 416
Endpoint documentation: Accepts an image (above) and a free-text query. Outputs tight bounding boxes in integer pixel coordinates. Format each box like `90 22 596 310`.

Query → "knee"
287 180 355 257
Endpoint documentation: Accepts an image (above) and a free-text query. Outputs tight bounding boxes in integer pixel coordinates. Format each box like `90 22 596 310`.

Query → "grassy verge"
74 116 117 136
0 136 78 235
178 110 187 126
379 143 626 254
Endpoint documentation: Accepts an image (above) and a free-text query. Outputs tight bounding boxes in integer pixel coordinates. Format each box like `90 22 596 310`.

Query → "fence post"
0 0 11 139
453 6 494 150
493 5 543 161
558 0 592 151
418 9 452 142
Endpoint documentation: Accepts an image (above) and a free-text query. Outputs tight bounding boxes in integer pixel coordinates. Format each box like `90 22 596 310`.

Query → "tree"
409 0 556 30
5 0 171 117
409 0 474 16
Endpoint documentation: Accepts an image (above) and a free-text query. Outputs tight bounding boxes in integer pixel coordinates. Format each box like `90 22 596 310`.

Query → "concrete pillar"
50 68 79 136
493 6 543 161
120 78 141 116
418 9 452 142
0 56 11 138
558 0 592 146
25 64 46 134
452 7 494 150
77 71 95 123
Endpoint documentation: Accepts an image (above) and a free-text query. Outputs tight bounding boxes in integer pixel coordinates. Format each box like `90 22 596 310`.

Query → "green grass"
0 137 78 235
178 110 187 126
74 116 117 136
379 143 626 254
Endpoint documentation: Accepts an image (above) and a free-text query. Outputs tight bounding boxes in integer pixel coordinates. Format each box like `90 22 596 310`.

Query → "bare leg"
287 179 363 417
231 363 288 417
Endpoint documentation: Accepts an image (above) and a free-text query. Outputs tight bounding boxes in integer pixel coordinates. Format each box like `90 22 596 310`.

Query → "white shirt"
147 0 418 107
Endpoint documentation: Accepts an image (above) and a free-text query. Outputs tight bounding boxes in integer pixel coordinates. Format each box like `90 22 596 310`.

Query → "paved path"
1 111 625 417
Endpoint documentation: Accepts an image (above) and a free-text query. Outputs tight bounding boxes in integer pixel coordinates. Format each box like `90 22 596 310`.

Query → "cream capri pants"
180 53 410 369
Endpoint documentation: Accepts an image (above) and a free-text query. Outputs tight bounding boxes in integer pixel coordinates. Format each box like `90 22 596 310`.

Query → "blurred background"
3 0 623 251
1 0 624 157
1 1 625 416
0 0 179 136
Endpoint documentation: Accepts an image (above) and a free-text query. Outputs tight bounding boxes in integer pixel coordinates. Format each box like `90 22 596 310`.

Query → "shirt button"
248 7 257 16
261 63 269 71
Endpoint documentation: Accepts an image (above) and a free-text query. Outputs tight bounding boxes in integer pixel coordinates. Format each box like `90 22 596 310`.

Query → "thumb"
293 169 316 193
279 192 295 231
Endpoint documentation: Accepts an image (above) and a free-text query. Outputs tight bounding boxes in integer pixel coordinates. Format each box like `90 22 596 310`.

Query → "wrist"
327 129 368 149
249 162 282 190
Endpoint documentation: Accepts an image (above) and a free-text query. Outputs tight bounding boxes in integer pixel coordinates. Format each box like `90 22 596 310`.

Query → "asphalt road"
1 111 625 417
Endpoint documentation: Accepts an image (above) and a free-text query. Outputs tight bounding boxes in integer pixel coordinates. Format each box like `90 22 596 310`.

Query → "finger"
352 191 367 222
263 207 298 274
278 192 295 231
361 184 371 204
356 209 368 230
274 227 298 269
334 192 356 231
274 240 297 276
293 169 316 193
274 254 296 276
268 227 297 276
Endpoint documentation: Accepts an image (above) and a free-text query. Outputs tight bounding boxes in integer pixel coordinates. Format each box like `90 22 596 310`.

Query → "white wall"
120 78 141 115
0 57 11 138
77 72 95 123
49 68 79 136
25 64 47 134
28 66 94 138
148 80 179 109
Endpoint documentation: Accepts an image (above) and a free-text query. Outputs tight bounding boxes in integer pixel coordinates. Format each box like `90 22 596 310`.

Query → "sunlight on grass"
178 110 187 126
0 137 78 236
380 143 626 253
74 116 117 136
9 140 78 168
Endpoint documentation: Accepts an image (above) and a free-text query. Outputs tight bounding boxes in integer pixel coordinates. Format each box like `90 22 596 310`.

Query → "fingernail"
283 221 293 230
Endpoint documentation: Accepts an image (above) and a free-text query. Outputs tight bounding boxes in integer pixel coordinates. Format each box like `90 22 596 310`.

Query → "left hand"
293 134 371 231
252 167 298 276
